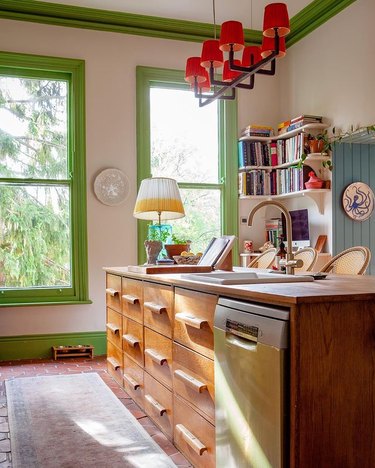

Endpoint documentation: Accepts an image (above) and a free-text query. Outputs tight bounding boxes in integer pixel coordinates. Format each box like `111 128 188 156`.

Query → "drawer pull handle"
145 394 167 416
144 301 166 315
174 369 207 393
175 312 208 329
176 424 207 456
123 372 140 390
106 288 119 297
122 294 140 304
144 348 167 366
122 334 140 347
107 357 121 370
106 322 120 334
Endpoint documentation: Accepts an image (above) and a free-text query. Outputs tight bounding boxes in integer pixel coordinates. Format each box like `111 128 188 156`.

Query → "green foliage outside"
150 90 221 253
0 76 71 288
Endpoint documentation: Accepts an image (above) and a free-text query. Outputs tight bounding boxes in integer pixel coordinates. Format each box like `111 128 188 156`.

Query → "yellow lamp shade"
133 177 185 221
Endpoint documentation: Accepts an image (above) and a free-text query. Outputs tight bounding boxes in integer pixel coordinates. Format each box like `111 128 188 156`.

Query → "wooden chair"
293 247 318 272
320 246 371 275
247 248 277 269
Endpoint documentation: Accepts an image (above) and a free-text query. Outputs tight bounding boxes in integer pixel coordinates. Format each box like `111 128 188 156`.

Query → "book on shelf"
265 218 282 247
290 114 323 124
287 119 323 133
238 164 316 197
241 124 274 137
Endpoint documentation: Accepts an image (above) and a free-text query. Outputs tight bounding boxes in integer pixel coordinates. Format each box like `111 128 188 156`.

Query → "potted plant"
308 131 331 154
164 234 191 259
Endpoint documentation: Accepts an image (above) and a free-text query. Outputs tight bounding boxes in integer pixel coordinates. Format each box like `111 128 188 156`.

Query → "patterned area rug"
6 373 176 467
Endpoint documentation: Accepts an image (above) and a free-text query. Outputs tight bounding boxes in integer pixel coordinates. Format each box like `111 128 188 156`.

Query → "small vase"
144 240 162 265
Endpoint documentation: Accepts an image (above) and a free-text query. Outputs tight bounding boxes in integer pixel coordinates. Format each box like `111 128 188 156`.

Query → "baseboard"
0 331 106 361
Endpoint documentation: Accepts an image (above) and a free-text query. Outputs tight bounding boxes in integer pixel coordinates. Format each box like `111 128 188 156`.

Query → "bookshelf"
239 189 330 214
239 123 329 142
238 123 331 214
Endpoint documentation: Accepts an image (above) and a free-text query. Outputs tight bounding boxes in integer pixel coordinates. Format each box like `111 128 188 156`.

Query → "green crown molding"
288 0 357 47
0 331 106 360
0 0 261 44
0 0 356 47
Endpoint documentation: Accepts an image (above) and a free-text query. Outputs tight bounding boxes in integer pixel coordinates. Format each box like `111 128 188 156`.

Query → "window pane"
0 185 71 288
0 76 68 179
150 88 218 183
169 188 221 253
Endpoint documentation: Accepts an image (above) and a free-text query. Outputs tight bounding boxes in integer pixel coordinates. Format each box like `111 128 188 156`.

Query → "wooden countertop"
103 266 375 306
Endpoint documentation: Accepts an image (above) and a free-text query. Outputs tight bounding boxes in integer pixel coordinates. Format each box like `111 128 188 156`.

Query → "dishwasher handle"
226 333 257 351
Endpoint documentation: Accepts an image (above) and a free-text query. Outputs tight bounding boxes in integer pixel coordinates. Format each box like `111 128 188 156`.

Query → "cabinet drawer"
123 353 144 409
144 372 173 439
174 288 217 359
173 395 215 468
106 274 121 312
106 340 123 385
122 317 144 367
143 282 173 338
106 307 122 349
144 327 172 389
173 343 215 424
122 278 143 324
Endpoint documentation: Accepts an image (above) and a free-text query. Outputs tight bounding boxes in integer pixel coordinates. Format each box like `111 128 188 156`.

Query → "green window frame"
136 66 238 264
0 51 90 306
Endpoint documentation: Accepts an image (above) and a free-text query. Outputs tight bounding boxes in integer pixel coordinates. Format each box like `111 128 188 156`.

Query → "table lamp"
133 177 185 264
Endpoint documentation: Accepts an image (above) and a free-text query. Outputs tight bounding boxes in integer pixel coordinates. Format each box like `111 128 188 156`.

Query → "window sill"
0 300 93 308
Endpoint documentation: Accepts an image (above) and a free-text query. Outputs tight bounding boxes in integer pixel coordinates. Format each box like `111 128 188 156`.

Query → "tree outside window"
0 52 89 305
136 67 238 261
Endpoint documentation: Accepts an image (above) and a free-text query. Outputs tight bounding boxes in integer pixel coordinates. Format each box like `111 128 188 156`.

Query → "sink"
183 271 314 285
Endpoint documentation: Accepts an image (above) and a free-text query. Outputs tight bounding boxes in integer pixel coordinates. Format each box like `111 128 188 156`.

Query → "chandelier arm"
236 74 255 89
199 88 236 107
228 29 280 73
256 59 276 76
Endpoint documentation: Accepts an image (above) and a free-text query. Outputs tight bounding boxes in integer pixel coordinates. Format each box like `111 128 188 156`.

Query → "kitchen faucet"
247 200 303 275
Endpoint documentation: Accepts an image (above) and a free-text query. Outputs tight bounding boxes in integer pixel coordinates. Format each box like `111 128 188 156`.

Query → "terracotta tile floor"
0 356 191 467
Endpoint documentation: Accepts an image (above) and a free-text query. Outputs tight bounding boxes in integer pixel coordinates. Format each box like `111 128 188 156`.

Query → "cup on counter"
243 240 254 252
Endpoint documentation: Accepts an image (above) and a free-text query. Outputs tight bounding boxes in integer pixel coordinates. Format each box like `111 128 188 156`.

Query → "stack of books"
240 124 274 138
277 119 291 135
286 114 323 132
265 218 283 247
277 115 323 135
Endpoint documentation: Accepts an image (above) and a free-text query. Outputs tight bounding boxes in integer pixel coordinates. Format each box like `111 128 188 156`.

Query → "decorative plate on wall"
94 168 130 206
342 182 374 221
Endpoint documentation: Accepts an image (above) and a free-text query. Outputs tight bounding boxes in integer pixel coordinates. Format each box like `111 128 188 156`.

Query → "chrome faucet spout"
247 200 299 275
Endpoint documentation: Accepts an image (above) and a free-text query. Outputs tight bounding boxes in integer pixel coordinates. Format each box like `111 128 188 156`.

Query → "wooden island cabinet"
104 268 375 468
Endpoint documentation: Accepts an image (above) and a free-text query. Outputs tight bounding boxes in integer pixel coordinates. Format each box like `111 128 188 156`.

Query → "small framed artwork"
342 182 374 221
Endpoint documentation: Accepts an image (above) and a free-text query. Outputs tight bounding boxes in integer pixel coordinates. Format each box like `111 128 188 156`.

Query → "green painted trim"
0 331 106 360
0 300 92 308
0 0 261 44
136 66 238 265
220 99 239 264
0 0 356 47
287 0 357 46
0 51 89 305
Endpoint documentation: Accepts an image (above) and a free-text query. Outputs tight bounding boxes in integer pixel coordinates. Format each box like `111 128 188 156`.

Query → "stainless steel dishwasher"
214 297 289 468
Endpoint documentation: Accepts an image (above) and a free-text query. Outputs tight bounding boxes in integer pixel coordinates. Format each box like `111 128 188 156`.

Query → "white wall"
279 0 375 131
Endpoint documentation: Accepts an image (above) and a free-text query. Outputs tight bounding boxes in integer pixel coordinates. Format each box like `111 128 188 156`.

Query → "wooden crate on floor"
52 345 94 360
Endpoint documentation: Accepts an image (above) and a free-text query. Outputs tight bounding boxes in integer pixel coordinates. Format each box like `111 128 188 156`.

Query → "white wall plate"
94 168 130 206
342 182 374 221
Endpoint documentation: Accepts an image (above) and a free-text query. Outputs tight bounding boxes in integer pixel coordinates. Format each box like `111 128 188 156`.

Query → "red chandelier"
185 3 290 107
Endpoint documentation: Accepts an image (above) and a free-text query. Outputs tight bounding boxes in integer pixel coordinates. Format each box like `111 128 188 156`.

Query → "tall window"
136 67 238 259
0 52 89 305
